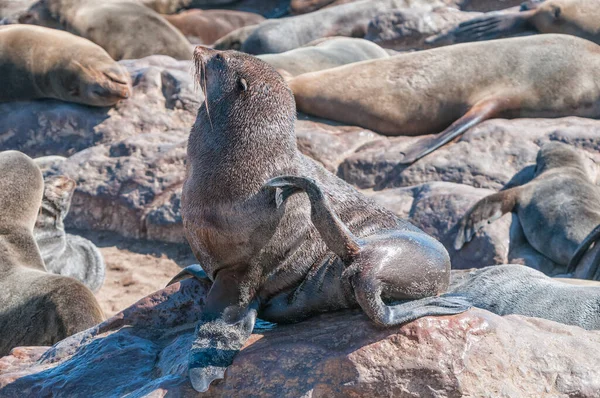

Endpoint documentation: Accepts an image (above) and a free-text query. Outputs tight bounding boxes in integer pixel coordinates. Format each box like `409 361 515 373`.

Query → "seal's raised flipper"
266 176 360 263
454 188 521 250
166 264 209 287
398 97 511 165
567 224 600 275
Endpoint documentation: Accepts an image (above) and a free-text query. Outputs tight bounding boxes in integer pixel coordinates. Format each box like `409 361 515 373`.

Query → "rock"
339 117 600 191
0 55 200 158
44 132 188 243
365 7 482 51
296 114 381 171
2 278 600 397
366 181 511 269
188 0 291 18
456 0 524 12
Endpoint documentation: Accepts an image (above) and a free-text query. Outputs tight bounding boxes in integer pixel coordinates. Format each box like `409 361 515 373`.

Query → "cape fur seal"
34 176 106 293
258 37 389 78
435 0 600 46
455 142 600 280
0 25 130 106
289 34 600 164
18 0 192 60
163 9 265 45
179 46 469 392
0 151 104 356
241 0 440 54
448 264 600 330
212 24 260 50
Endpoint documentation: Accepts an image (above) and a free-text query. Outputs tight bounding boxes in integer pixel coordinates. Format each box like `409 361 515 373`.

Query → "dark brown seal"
455 142 600 280
179 46 469 392
0 151 104 356
0 25 130 106
290 34 600 164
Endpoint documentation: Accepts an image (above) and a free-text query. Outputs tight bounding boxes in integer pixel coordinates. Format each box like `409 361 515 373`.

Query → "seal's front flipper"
454 188 520 250
451 11 534 43
398 97 510 165
188 308 257 392
166 264 209 287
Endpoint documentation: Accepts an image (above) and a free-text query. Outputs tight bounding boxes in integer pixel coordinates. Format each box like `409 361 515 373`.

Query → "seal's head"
193 46 296 130
0 151 44 233
56 57 131 107
35 176 76 230
535 141 586 176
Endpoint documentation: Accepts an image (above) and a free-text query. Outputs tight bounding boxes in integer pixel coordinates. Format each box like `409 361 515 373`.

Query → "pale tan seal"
290 34 600 164
0 151 104 356
0 25 131 106
258 37 389 78
18 0 192 60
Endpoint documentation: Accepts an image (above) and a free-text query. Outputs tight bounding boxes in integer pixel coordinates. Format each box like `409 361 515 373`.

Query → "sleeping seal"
18 0 192 60
258 37 389 78
177 46 470 392
289 34 600 164
0 25 130 106
34 176 106 293
0 151 104 356
455 142 600 280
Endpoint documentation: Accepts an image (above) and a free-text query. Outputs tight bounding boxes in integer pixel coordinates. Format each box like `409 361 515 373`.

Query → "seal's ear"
239 78 248 92
552 5 561 19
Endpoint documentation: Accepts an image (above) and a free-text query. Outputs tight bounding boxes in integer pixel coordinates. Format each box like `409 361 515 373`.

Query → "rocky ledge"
1 277 599 397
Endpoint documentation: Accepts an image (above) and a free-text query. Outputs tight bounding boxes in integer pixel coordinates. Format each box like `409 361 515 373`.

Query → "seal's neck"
0 226 46 274
187 105 298 201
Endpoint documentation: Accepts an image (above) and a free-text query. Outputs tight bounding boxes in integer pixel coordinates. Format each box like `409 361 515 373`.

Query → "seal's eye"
239 78 248 92
553 6 561 19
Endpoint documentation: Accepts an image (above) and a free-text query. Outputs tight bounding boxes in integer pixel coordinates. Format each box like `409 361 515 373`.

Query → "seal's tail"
567 224 600 277
265 176 360 263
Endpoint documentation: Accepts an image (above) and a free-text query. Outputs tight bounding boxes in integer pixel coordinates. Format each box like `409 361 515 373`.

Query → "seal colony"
289 34 600 164
0 151 104 357
0 25 131 106
455 142 600 280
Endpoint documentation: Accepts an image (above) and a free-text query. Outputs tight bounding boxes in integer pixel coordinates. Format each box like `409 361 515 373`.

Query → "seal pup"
180 46 469 392
448 265 600 330
258 37 389 78
289 34 600 164
163 9 265 45
0 25 130 106
34 176 106 293
455 142 600 280
0 151 104 356
18 0 193 60
432 0 600 46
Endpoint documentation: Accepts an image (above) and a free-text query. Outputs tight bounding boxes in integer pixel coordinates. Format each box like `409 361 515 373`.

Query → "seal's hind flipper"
567 224 600 275
166 264 209 287
451 11 533 43
398 97 510 165
454 188 520 250
188 308 257 392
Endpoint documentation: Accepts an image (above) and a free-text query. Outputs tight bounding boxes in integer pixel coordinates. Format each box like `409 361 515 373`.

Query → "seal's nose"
194 46 218 62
